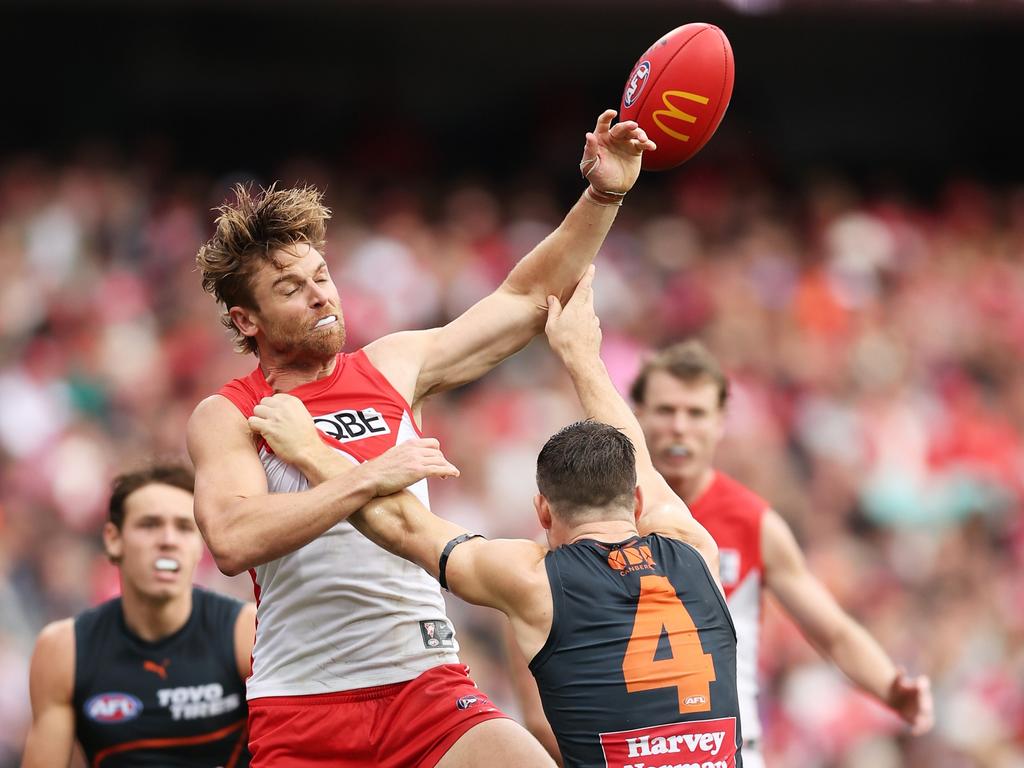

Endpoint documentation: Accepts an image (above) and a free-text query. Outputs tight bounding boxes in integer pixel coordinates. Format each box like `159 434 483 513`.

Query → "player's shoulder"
34 617 75 656
187 394 252 451
466 537 549 598
704 471 770 518
29 618 76 702
189 392 247 424
192 586 247 623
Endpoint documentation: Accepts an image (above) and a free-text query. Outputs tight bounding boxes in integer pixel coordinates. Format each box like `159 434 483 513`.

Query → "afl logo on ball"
623 61 651 107
85 693 143 723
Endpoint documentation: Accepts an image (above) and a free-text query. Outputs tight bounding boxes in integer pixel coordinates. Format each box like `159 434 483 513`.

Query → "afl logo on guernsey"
623 61 651 107
85 692 143 723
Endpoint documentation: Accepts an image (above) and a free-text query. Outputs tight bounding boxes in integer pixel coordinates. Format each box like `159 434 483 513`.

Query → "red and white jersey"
218 349 459 700
690 471 768 741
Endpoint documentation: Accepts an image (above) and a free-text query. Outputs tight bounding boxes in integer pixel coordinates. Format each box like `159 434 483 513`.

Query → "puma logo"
143 659 170 680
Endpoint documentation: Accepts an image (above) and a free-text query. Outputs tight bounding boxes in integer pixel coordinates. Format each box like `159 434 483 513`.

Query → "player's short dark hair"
536 420 637 521
108 463 195 530
630 339 729 408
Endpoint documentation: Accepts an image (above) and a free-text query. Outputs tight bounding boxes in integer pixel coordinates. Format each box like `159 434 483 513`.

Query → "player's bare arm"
544 267 719 572
762 509 934 735
364 111 656 408
233 602 257 680
351 493 553 660
187 394 458 575
22 619 76 768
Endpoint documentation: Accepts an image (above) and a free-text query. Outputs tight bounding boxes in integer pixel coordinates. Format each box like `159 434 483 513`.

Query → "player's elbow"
213 553 247 578
202 527 251 577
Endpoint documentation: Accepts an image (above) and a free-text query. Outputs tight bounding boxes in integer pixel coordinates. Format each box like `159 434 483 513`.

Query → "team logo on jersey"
85 693 143 723
142 658 170 680
456 695 479 710
313 407 392 443
607 544 656 575
419 619 455 649
599 716 737 768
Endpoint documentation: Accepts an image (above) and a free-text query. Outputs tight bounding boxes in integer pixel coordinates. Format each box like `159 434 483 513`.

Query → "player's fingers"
252 404 272 419
247 415 266 432
422 452 460 475
628 138 648 155
595 109 617 133
412 437 441 450
608 120 639 139
567 270 595 312
577 264 597 296
545 295 563 325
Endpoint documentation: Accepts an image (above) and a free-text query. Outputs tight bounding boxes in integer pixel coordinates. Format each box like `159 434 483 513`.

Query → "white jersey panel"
728 568 762 741
247 413 458 699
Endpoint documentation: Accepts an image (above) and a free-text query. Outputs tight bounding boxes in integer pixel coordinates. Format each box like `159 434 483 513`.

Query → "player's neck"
566 520 639 545
675 467 716 506
120 586 193 643
259 353 338 392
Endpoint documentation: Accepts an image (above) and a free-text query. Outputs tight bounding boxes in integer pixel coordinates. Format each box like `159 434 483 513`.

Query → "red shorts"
247 664 508 767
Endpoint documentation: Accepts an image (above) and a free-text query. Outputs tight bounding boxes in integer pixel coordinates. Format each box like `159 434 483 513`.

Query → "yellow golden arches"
652 90 711 142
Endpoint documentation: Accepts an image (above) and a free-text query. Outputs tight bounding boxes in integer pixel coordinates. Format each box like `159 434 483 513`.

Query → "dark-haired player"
23 464 256 767
248 268 741 768
510 338 935 767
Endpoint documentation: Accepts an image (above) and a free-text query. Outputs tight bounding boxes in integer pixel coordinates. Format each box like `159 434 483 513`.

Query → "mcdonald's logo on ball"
619 23 735 171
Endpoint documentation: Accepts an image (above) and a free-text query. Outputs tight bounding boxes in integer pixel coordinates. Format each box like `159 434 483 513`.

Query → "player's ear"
633 485 644 523
228 306 260 340
103 521 124 564
535 494 553 531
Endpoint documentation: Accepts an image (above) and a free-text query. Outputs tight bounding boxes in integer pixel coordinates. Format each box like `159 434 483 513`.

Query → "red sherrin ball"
620 23 735 171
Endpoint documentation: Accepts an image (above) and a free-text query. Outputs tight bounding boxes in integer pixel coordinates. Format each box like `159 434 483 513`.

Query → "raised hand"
545 265 601 364
580 109 657 197
888 669 934 736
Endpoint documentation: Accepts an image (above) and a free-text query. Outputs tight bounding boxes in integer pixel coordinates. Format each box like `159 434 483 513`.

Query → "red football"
620 23 735 171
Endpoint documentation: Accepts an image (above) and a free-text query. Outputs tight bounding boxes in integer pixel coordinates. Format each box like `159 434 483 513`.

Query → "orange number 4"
622 574 716 714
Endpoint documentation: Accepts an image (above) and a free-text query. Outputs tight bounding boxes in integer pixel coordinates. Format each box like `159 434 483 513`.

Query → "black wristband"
438 533 484 591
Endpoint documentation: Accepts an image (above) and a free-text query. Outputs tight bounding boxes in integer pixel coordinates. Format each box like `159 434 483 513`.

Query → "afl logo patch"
456 695 479 710
85 692 143 723
623 60 651 107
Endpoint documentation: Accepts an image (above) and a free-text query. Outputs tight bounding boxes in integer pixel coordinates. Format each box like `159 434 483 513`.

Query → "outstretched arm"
365 111 656 408
763 510 934 735
187 395 459 576
245 391 553 659
22 620 76 768
544 268 719 572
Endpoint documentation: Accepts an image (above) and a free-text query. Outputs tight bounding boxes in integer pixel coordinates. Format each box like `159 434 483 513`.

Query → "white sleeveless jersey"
690 471 767 741
218 350 459 699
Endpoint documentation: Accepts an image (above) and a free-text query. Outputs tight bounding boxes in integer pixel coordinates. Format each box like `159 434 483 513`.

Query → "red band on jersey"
217 349 423 462
689 472 767 599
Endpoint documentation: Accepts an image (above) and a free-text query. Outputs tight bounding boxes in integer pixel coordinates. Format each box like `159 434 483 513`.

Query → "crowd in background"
1 151 1022 768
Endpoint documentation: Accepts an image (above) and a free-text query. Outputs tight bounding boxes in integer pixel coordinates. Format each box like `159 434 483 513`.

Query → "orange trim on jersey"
91 717 247 768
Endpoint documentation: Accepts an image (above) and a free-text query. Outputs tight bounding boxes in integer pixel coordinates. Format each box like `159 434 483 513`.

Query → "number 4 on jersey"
622 574 716 714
